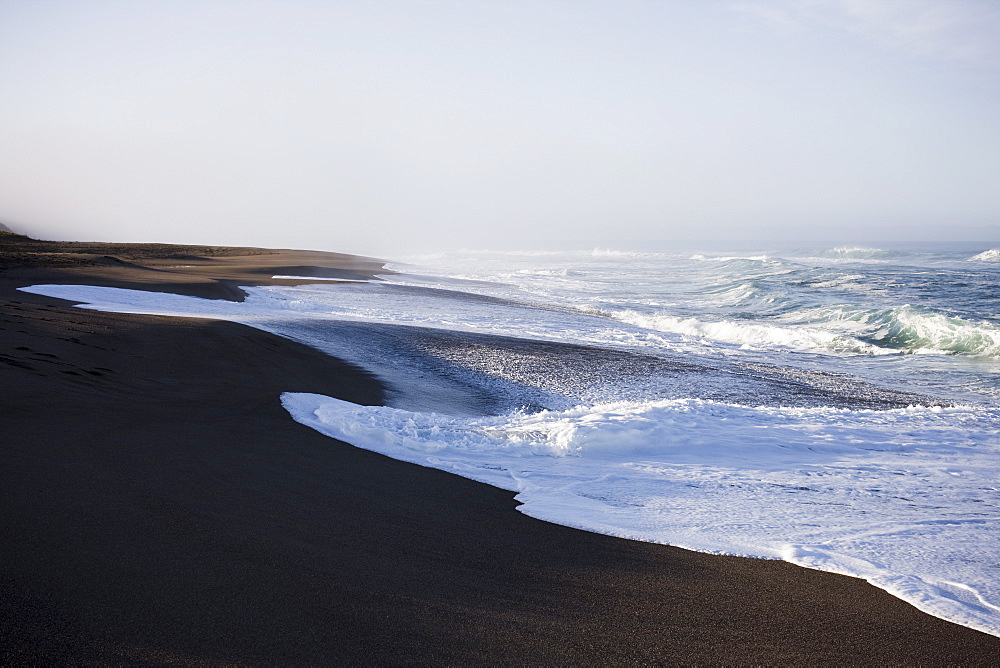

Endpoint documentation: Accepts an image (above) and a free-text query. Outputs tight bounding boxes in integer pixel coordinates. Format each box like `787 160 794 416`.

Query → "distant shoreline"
2 234 998 663
0 231 389 300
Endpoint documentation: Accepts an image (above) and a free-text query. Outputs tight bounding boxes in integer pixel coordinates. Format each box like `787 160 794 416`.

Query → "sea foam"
969 249 1000 262
283 392 1000 637
19 243 1000 637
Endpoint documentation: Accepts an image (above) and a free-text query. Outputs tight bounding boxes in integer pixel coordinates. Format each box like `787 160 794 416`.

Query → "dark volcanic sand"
2 234 999 664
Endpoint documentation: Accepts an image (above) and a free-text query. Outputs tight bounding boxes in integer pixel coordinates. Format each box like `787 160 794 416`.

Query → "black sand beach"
3 233 999 664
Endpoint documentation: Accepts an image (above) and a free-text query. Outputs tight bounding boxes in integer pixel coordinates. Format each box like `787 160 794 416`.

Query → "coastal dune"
3 234 998 663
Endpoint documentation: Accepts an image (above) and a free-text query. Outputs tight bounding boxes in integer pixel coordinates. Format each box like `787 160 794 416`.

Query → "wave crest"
823 247 902 259
969 249 1000 262
611 309 882 354
612 305 1000 358
865 306 1000 357
689 254 776 264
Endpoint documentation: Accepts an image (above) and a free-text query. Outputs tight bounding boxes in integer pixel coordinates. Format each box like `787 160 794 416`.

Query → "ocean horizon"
21 240 1000 637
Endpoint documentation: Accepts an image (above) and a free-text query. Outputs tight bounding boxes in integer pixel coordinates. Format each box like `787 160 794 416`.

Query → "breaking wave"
612 309 882 355
862 306 1000 356
612 305 1000 358
969 249 1000 262
821 247 904 260
19 236 1000 640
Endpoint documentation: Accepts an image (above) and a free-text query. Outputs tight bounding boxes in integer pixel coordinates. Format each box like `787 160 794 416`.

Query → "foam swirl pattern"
21 241 1000 637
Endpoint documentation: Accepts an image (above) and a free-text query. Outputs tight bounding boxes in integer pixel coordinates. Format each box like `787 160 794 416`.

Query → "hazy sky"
1 0 998 256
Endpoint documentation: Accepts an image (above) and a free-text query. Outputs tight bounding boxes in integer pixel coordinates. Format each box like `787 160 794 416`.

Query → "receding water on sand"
19 242 1000 637
284 391 1000 637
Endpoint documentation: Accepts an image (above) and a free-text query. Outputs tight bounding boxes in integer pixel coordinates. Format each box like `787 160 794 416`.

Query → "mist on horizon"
1 0 999 257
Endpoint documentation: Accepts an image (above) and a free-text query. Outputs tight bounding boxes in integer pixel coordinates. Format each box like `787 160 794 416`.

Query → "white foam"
867 305 1000 357
26 280 997 360
969 249 1000 262
381 252 1000 360
284 392 1000 637
689 253 775 263
610 309 888 355
271 275 376 282
18 272 1000 637
827 246 895 259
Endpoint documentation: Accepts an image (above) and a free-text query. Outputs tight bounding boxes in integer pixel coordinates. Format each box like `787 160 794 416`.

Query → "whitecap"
969 249 1000 262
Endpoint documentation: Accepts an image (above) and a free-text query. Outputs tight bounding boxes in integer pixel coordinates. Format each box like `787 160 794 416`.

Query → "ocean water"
21 241 1000 636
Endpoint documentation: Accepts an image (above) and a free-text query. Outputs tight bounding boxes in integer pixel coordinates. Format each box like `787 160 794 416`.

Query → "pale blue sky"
1 0 998 255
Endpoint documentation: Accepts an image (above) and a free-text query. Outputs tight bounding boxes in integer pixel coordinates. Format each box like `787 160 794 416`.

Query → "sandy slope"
2 234 998 663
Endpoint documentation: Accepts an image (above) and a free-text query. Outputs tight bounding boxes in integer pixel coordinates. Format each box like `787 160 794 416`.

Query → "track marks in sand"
0 299 117 384
0 343 113 381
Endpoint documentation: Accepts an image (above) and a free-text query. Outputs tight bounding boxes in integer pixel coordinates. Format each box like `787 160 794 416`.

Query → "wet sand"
2 233 998 663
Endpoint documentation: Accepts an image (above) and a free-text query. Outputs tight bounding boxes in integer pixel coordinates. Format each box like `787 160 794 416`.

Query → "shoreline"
3 235 999 663
0 232 390 300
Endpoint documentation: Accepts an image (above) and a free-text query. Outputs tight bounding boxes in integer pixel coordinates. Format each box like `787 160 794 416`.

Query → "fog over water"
1 0 999 256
